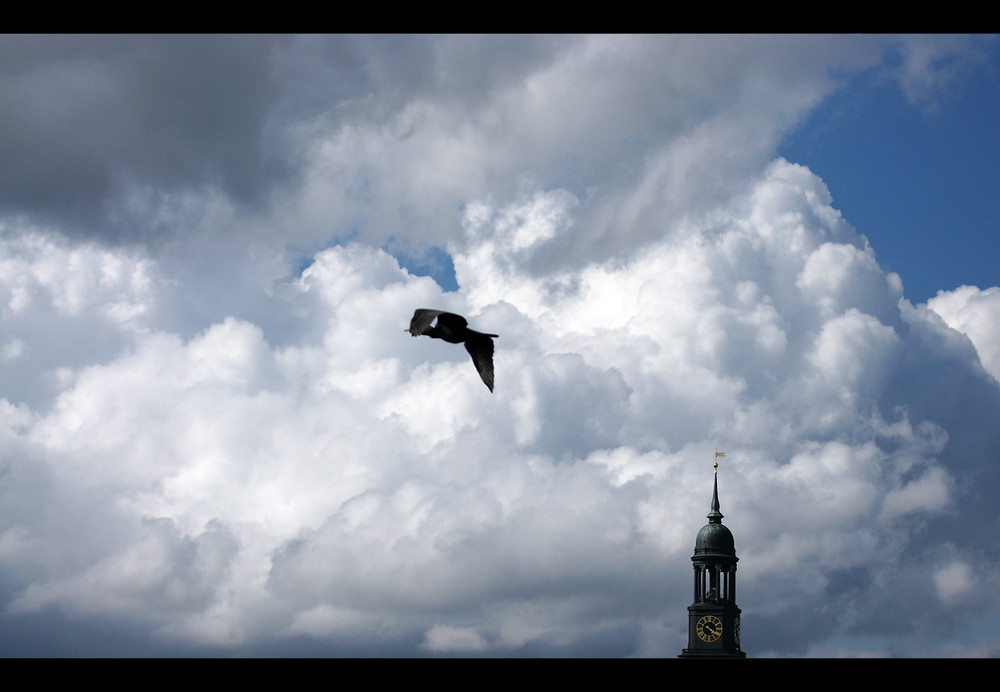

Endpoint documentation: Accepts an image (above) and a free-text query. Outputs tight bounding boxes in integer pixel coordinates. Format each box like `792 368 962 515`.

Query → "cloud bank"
0 35 998 657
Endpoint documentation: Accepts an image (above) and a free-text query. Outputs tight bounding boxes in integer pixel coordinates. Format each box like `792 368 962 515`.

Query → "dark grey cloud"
0 35 286 236
0 35 576 249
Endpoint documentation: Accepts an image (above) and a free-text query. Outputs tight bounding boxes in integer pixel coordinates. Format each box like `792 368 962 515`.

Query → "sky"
0 34 999 658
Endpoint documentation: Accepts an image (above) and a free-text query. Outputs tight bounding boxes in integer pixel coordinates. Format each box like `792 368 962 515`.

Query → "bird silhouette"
406 309 498 391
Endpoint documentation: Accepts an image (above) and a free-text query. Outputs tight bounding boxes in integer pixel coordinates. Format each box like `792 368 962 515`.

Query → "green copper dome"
695 521 735 554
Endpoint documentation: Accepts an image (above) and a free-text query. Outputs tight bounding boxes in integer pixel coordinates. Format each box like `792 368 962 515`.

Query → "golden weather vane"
714 449 725 472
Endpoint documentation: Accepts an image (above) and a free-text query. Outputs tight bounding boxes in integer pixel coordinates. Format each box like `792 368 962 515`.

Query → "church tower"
679 457 746 658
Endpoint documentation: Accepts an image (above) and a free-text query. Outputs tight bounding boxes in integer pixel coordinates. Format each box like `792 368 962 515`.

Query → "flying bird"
406 309 498 391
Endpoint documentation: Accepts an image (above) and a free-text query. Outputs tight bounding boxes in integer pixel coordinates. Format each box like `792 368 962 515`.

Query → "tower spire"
708 460 723 523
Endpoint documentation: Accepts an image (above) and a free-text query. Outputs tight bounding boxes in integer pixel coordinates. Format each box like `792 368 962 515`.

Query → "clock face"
696 615 722 642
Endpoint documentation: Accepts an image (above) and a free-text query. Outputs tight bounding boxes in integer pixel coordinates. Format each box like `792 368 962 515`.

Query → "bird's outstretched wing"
464 333 495 392
407 309 468 337
407 309 445 336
